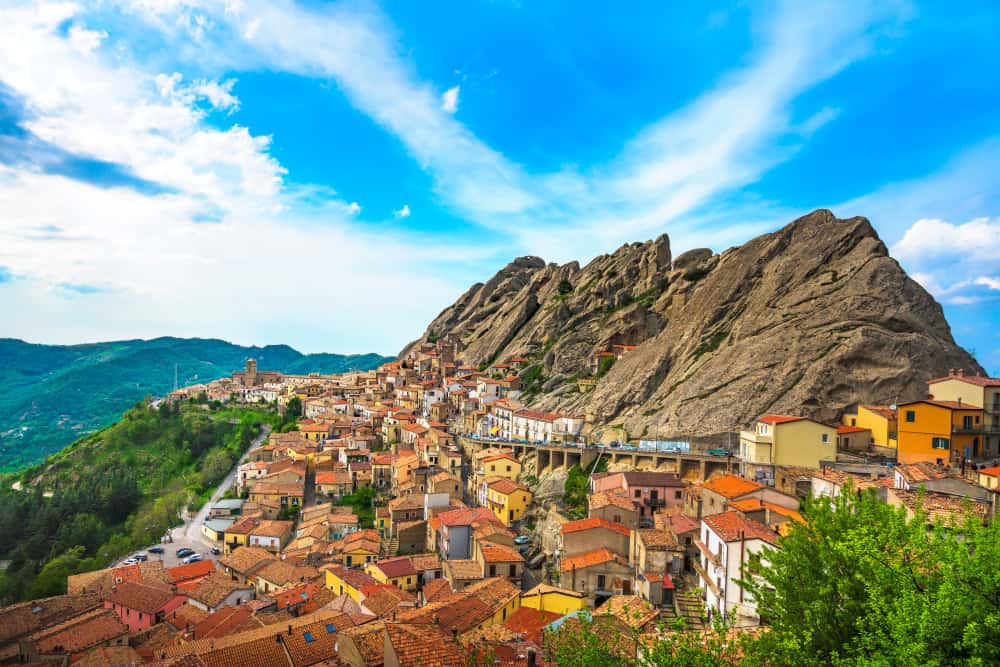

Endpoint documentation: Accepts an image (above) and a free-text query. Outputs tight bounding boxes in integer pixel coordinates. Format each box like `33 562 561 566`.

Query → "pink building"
590 471 685 516
103 580 186 633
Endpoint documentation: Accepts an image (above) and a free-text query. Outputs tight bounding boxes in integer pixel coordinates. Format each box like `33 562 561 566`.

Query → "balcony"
646 498 667 508
953 425 985 435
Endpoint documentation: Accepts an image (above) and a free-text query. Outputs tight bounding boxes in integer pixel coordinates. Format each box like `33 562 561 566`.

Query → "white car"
182 553 203 564
122 558 138 566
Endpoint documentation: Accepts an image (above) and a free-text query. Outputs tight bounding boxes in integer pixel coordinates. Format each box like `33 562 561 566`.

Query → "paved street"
122 423 273 569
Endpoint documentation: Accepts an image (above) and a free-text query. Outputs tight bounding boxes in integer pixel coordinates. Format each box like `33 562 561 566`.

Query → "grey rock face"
404 210 982 438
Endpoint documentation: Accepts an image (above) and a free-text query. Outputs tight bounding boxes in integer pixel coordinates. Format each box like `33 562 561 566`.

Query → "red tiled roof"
703 511 780 546
502 607 561 645
167 560 217 583
927 374 1000 387
702 474 764 499
836 425 869 434
487 478 529 495
561 517 631 537
899 399 982 411
371 556 417 579
758 414 805 425
977 466 1000 477
560 548 626 573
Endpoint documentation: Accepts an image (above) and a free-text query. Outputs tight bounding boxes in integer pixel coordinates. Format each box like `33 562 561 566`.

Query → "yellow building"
484 478 533 526
470 450 521 496
324 566 379 603
519 583 587 615
927 372 1000 459
364 556 418 592
842 404 897 449
222 516 259 554
897 400 983 464
739 415 837 484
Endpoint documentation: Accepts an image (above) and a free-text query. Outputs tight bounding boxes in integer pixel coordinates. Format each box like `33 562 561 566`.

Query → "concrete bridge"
459 436 738 481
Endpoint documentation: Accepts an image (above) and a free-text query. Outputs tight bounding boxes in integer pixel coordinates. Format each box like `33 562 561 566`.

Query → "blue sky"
0 1 998 373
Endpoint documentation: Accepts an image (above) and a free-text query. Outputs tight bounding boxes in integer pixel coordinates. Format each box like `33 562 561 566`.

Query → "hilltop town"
2 337 999 666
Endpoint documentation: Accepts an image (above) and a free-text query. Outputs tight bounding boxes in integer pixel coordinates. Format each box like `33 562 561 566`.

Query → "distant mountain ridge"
0 336 391 470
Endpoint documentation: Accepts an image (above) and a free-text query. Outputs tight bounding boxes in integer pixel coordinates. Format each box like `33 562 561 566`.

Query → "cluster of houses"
7 319 1000 666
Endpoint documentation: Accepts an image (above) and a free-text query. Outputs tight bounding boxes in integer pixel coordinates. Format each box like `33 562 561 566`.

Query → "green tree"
199 448 234 488
26 546 94 599
285 396 303 419
744 488 1000 666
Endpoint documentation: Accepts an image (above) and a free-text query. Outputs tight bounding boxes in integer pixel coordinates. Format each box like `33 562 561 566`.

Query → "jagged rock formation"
402 210 983 439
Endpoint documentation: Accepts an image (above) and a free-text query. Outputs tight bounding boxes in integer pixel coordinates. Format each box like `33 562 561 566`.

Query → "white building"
695 511 778 627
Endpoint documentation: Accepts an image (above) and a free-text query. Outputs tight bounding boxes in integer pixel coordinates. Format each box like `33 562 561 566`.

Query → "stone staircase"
673 590 707 631
385 536 399 557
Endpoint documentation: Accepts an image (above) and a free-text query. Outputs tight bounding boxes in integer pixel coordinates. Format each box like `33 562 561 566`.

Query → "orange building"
896 400 983 464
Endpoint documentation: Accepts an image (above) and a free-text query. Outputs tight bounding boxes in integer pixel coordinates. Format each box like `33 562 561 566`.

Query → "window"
634 489 641 498
597 574 606 590
506 465 512 472
905 410 916 423
821 433 829 444
509 564 516 577
489 565 497 576
675 490 682 499
932 437 950 450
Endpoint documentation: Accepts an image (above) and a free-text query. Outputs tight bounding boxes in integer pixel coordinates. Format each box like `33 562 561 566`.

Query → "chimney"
958 397 962 407
452 627 458 640
949 368 955 376
287 624 293 635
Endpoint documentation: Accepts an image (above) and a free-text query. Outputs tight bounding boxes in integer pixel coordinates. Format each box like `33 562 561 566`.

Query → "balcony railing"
646 498 667 508
953 425 985 435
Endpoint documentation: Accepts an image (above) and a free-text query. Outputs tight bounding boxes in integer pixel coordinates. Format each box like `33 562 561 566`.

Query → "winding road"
129 423 272 568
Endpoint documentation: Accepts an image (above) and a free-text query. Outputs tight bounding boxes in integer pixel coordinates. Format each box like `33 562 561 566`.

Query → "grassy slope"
0 337 390 470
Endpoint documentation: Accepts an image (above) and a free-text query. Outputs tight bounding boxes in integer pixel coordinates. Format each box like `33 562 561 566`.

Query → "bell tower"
245 358 258 387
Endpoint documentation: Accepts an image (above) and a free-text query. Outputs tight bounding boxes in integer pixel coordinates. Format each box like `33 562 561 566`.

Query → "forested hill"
0 337 390 470
0 402 285 603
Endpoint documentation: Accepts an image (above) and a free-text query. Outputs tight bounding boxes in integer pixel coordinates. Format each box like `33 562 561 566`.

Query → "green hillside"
0 402 286 603
0 337 390 471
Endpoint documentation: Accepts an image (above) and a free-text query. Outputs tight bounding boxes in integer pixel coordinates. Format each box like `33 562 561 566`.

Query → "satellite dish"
890 404 897 411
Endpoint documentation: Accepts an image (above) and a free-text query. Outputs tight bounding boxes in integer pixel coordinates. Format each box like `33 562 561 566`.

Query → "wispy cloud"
394 204 411 218
441 85 460 114
132 0 907 261
892 216 1000 305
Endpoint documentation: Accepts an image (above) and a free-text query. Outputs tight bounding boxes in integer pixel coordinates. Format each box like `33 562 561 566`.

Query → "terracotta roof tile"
758 414 805 425
30 608 128 654
559 548 627 573
370 556 417 579
702 474 764 499
104 580 179 614
703 511 780 546
219 546 276 576
384 622 466 667
560 517 631 537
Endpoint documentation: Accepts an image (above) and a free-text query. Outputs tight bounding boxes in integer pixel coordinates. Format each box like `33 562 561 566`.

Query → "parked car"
513 535 530 545
182 554 203 564
122 558 138 566
148 546 164 554
176 547 195 558
132 553 148 562
210 547 222 555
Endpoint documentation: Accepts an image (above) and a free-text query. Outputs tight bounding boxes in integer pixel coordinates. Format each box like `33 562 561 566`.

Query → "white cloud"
394 204 411 218
440 85 460 114
890 217 1000 306
146 0 905 262
798 106 841 136
892 217 1000 264
975 276 1000 291
0 1 490 353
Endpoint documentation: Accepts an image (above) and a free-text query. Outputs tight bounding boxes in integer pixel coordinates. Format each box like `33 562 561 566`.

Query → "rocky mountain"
403 209 982 441
0 337 391 470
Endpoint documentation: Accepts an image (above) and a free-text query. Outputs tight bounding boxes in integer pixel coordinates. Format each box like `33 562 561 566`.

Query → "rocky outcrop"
404 210 983 439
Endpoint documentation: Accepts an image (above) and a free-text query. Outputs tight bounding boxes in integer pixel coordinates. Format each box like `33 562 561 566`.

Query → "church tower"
245 358 258 387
